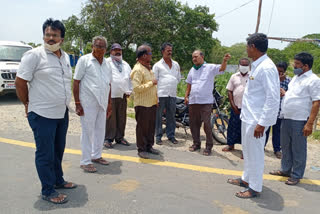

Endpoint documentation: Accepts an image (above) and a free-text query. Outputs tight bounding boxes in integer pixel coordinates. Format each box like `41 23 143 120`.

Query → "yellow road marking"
1 137 320 186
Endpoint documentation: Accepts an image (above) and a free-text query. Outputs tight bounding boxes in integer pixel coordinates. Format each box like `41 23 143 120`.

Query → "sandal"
104 141 113 148
80 164 97 173
235 188 259 199
55 181 77 189
116 139 130 146
269 170 290 177
227 178 248 187
222 145 234 152
203 149 212 156
42 192 68 204
92 157 109 165
285 177 300 185
189 145 200 152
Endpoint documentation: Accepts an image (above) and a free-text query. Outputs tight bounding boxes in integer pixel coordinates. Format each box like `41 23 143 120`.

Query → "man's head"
161 42 173 59
192 50 204 66
238 58 250 74
293 52 313 75
92 36 107 59
276 61 288 80
246 33 268 59
110 43 122 57
136 44 152 65
42 18 65 52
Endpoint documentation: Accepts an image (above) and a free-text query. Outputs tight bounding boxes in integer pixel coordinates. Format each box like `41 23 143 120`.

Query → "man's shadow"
95 160 123 175
251 185 284 211
33 184 88 211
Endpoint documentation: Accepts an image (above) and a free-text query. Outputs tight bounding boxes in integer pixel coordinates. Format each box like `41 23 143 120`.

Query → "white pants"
241 122 268 192
80 103 106 165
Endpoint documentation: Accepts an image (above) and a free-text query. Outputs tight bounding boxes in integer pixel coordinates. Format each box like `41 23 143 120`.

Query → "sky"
0 0 319 50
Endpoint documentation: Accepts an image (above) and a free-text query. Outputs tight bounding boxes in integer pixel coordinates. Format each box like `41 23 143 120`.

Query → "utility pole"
255 0 263 33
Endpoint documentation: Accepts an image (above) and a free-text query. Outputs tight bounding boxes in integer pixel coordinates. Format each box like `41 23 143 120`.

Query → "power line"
216 0 256 19
267 0 276 34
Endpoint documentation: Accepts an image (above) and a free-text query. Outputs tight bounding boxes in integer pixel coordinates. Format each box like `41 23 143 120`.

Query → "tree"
267 48 289 65
63 0 218 68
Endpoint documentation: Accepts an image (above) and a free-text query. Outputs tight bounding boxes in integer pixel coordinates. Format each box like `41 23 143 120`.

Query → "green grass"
312 130 320 140
127 112 135 119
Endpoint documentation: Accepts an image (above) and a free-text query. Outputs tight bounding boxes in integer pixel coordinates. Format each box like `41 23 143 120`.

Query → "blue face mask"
293 68 303 75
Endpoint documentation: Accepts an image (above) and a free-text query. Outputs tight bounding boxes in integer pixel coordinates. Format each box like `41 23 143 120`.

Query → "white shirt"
241 54 280 126
74 53 112 110
153 58 181 97
17 46 72 119
281 70 320 121
106 57 132 98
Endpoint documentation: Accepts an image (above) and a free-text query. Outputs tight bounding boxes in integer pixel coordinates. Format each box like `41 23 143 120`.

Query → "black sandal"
55 181 77 189
42 192 68 204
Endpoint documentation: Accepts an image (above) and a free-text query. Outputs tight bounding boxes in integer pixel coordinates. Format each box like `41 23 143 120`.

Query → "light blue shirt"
186 64 222 104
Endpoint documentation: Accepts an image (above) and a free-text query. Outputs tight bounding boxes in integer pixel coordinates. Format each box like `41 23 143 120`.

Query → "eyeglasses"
93 44 107 49
147 52 152 55
44 33 61 38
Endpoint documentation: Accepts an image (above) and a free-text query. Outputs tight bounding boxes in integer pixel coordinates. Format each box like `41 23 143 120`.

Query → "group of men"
14 18 320 204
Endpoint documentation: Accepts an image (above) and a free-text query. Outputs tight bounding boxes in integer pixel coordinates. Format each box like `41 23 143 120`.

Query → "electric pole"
255 0 263 33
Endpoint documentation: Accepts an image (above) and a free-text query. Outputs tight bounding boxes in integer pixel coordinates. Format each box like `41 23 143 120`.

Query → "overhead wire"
267 0 276 34
216 0 256 19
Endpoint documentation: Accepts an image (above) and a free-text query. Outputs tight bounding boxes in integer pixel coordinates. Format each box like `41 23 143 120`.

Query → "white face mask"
44 42 61 52
111 54 122 62
239 65 250 74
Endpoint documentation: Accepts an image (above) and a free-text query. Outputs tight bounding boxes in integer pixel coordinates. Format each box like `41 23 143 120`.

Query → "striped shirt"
130 62 157 107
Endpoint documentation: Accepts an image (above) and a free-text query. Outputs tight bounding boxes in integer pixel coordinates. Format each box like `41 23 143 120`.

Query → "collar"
251 54 268 69
161 57 172 64
90 53 105 63
193 63 206 70
236 71 249 77
298 70 312 78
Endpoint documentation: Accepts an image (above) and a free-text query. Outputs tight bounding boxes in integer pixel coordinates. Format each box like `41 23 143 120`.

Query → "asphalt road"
1 94 320 213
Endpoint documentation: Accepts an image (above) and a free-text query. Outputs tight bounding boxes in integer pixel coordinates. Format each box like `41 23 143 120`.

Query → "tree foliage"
62 0 218 69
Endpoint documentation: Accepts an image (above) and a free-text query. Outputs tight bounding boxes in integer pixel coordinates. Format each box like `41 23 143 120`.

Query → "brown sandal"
222 145 234 152
80 164 97 173
92 157 109 165
285 177 300 185
235 188 259 198
269 170 290 177
227 178 248 187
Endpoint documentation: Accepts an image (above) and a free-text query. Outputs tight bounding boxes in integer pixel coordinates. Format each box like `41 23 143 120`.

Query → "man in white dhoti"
73 36 113 173
227 33 280 198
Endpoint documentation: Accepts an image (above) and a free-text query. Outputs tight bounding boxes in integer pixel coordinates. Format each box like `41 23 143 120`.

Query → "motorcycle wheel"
211 114 228 145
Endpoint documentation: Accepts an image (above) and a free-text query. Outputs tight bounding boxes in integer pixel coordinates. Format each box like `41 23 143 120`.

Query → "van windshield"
0 45 32 62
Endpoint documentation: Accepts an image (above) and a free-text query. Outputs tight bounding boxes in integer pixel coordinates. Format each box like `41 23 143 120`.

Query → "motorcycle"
161 86 228 144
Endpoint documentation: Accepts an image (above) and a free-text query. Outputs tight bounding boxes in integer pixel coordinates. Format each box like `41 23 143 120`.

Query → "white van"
0 41 32 95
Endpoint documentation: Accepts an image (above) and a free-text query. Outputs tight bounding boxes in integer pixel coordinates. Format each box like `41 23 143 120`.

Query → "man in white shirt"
270 52 320 185
104 43 132 148
153 43 181 145
73 36 112 173
227 33 280 198
15 18 76 204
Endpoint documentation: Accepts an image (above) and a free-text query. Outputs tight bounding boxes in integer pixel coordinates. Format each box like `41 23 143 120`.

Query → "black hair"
136 44 151 58
160 42 173 52
294 52 313 69
246 33 268 53
239 58 250 64
42 18 66 38
276 61 288 71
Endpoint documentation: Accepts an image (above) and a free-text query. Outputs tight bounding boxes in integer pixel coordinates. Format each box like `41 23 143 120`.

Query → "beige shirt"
226 72 249 109
130 62 157 107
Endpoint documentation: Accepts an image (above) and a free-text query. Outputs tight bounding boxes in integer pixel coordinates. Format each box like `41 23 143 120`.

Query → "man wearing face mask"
73 36 112 173
222 58 250 155
264 62 291 159
104 43 132 148
185 50 231 156
270 52 320 185
15 18 76 204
